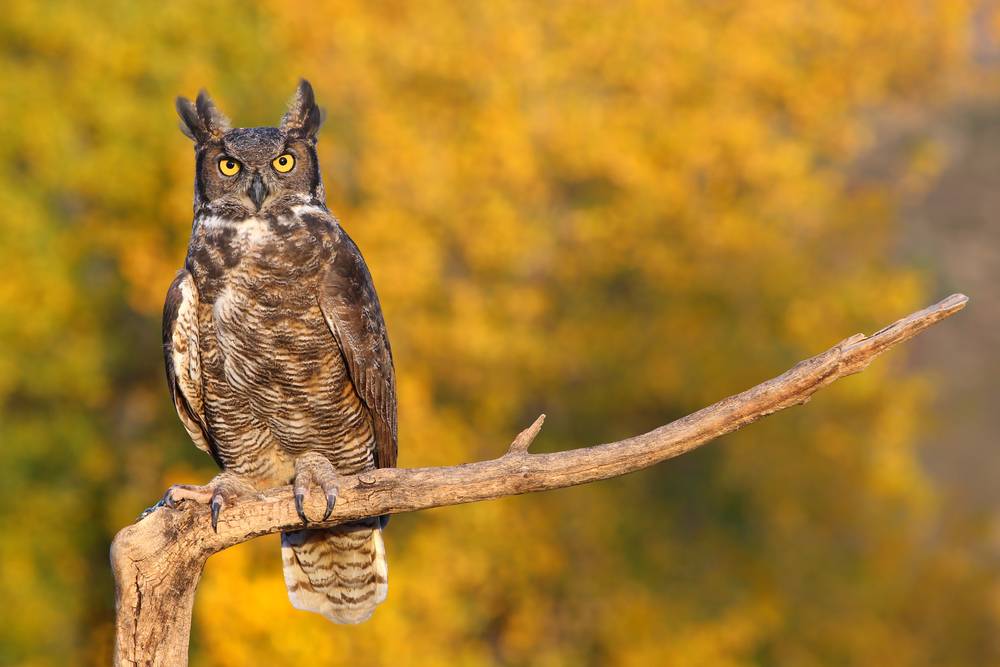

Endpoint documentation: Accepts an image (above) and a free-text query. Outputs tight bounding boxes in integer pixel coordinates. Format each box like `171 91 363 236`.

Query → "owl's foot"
163 472 257 532
292 452 343 524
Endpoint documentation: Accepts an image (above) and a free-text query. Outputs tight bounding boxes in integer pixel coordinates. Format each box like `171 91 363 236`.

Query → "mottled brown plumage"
162 80 395 623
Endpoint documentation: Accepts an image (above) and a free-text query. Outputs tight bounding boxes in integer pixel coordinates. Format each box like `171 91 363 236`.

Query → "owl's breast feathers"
163 205 397 483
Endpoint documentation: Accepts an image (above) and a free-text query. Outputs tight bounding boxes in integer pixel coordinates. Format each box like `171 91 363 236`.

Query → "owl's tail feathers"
281 519 388 624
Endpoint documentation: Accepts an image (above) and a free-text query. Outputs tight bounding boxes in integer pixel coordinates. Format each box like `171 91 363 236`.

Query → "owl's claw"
160 473 255 532
323 491 337 521
294 491 308 524
210 494 225 532
292 452 343 524
139 499 166 520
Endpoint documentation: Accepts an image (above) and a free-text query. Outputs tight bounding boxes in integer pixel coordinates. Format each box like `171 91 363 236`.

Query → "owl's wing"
163 270 221 467
318 227 398 469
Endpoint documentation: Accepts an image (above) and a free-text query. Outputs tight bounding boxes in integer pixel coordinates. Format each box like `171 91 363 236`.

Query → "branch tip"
941 293 969 310
507 414 546 454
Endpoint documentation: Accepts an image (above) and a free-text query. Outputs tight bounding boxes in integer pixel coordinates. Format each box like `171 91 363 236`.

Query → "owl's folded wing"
163 270 221 466
318 229 399 470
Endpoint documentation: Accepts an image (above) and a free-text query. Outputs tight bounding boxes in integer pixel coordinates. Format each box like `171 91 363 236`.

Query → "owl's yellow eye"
218 157 241 176
272 153 295 173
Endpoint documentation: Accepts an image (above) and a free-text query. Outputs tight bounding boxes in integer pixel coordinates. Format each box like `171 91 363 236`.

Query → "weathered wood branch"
111 294 968 666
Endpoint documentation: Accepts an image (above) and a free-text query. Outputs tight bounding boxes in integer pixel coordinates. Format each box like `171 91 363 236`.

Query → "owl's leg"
292 452 343 524
163 471 257 532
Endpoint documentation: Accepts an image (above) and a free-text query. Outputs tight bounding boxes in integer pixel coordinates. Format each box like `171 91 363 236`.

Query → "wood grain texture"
111 293 968 666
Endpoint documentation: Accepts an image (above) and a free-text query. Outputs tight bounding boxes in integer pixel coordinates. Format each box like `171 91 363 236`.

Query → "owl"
162 80 396 624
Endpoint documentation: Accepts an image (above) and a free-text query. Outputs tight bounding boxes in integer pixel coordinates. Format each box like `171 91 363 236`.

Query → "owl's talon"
294 492 308 524
292 452 344 524
210 494 225 532
323 491 337 521
159 474 253 531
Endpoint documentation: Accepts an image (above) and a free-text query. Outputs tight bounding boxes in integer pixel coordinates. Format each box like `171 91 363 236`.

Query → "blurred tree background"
1 1 997 665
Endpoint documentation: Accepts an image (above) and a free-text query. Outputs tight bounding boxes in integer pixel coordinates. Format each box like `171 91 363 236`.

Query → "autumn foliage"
0 1 995 665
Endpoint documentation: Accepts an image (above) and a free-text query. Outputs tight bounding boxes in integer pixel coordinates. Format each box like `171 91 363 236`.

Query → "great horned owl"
162 80 396 624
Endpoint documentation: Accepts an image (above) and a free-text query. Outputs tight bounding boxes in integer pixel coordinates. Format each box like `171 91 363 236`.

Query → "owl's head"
177 79 325 217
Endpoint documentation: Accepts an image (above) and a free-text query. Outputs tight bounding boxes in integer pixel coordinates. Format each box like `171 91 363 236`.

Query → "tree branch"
111 293 968 666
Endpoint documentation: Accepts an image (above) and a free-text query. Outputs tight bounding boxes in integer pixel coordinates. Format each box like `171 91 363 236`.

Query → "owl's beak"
248 173 268 211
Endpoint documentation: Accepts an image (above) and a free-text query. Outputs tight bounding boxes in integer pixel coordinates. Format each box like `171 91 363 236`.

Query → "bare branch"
112 294 968 666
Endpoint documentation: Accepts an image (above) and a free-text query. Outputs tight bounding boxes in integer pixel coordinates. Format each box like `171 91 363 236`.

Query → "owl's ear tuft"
176 96 203 141
176 90 231 143
280 79 324 140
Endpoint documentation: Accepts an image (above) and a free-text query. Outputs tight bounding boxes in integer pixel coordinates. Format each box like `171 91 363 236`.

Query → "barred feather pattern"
282 518 388 624
166 200 394 623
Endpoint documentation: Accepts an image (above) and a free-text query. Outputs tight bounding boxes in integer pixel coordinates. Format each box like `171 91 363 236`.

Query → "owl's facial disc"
181 81 327 215
191 124 322 216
